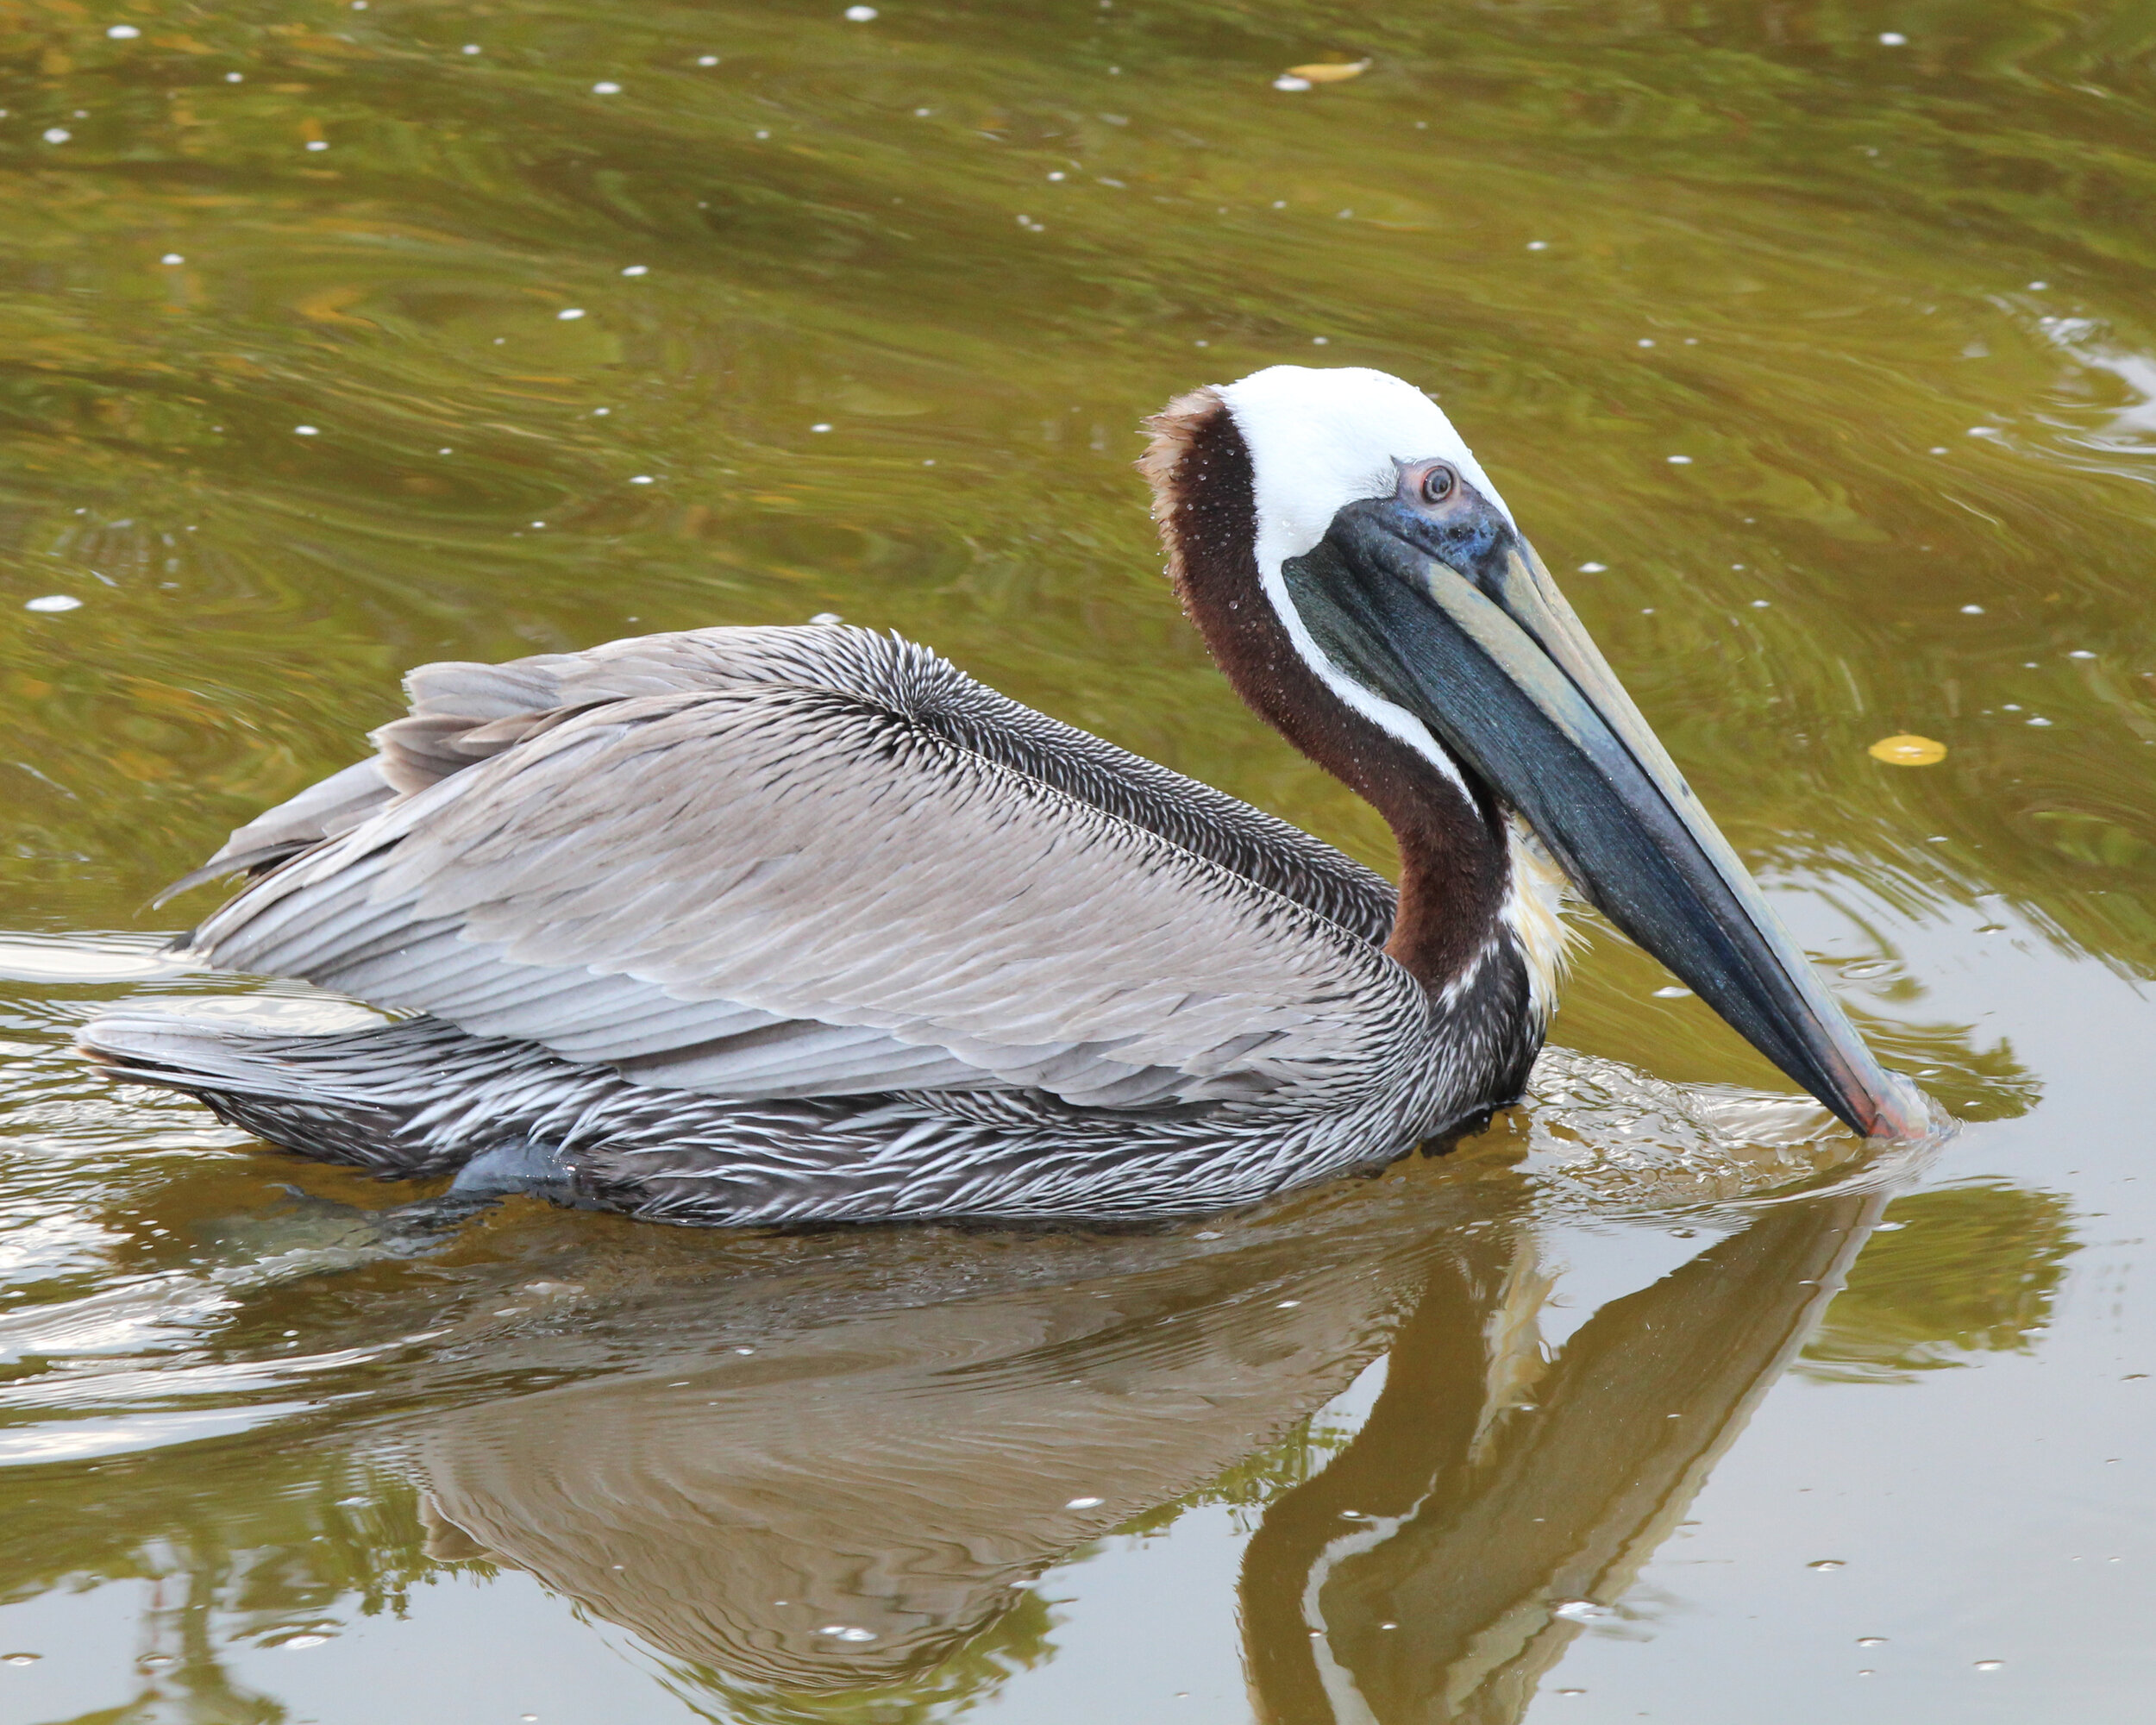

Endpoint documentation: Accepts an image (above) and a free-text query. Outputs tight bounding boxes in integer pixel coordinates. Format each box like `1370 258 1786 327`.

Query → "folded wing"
177 629 1413 1110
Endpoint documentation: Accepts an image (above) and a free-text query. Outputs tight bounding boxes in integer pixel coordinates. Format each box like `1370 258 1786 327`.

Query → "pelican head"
1144 365 1929 1142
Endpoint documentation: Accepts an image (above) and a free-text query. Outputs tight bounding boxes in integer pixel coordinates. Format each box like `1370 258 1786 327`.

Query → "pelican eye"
1401 461 1457 509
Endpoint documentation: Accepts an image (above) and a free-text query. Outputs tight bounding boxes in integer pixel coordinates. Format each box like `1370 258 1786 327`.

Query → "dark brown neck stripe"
1138 388 1512 997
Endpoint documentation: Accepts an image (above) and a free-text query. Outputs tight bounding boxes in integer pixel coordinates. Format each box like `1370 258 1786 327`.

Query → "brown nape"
1137 389 1511 995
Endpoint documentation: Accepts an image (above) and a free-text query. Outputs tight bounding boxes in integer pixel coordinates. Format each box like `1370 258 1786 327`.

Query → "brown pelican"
83 366 1930 1225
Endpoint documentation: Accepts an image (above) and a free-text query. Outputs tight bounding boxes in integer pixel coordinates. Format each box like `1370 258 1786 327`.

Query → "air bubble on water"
810 612 843 625
26 594 81 613
1276 1298 1300 1308
630 474 655 483
226 71 244 81
278 1634 330 1649
1667 454 1693 464
2 1654 40 1666
845 5 880 18
1066 1496 1105 1509
305 140 329 151
558 307 586 320
592 82 622 95
437 446 453 454
820 1624 878 1640
160 253 184 265
1638 337 1656 348
2069 649 2095 658
1975 1659 2003 1671
755 129 771 139
1312 336 1329 345
1652 985 1691 999
1578 561 1607 573
1274 75 1313 91
1960 603 1984 614
1930 445 1949 454
1808 1559 1846 1571
811 423 832 433
108 23 141 38
698 55 719 66
462 44 481 54
41 128 70 144
622 264 648 275
1526 239 1549 250
295 424 319 436
1551 1600 1608 1622
1857 1637 1887 1646
1878 32 1908 46
1751 598 1771 607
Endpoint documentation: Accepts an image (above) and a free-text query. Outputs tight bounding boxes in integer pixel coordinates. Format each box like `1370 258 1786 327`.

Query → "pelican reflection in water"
85 367 1931 1223
354 1169 1883 1722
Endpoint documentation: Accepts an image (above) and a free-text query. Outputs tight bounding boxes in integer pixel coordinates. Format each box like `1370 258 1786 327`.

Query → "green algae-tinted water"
2 2 2153 1719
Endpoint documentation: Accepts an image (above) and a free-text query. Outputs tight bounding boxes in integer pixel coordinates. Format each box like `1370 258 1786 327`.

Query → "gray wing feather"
168 625 1395 943
175 627 1413 1107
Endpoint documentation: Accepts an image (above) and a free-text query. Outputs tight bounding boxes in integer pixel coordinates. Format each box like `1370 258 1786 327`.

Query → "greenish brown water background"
1 1 2153 1719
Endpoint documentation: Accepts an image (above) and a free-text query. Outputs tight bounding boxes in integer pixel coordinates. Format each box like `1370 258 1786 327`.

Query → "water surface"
2 2 2153 1720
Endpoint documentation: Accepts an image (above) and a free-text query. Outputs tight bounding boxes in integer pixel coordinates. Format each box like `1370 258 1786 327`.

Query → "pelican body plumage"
82 367 1929 1226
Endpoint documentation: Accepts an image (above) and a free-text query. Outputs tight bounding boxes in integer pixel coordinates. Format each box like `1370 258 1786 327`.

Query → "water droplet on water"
1066 1495 1105 1509
25 595 81 612
1975 1659 2004 1671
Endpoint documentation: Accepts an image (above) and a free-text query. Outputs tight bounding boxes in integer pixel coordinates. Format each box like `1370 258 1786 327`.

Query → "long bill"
1285 507 1935 1144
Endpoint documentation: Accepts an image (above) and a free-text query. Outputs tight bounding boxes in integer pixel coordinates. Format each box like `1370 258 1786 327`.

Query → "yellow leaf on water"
1286 60 1371 84
1868 734 1947 766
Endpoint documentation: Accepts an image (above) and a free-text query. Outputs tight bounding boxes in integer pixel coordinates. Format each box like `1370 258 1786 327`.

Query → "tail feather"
80 1013 517 1176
